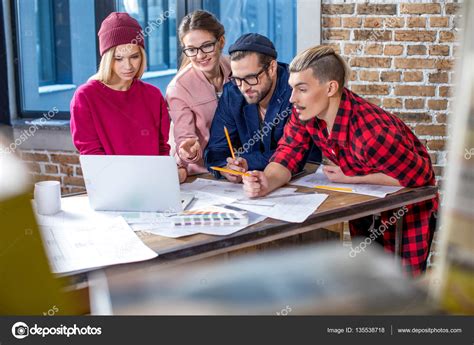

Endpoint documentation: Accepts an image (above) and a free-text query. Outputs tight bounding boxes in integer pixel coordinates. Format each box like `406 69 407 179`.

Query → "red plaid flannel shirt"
272 88 438 276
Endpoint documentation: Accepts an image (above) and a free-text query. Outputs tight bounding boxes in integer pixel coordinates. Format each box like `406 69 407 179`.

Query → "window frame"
115 0 174 71
9 0 185 119
11 0 98 119
0 1 12 125
5 0 320 122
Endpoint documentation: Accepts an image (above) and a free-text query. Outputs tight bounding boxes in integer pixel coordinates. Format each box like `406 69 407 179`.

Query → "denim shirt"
204 62 321 177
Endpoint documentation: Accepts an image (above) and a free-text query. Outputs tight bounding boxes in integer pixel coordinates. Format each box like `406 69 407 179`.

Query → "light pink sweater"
166 56 231 175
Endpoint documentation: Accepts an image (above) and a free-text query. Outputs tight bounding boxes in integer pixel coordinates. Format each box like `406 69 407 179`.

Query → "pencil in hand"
211 166 251 177
224 126 236 159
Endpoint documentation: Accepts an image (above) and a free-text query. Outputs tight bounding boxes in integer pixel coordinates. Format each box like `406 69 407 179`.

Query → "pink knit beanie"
98 12 145 56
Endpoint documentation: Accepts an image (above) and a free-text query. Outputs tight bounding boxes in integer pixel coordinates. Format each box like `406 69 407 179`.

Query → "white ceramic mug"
34 181 61 215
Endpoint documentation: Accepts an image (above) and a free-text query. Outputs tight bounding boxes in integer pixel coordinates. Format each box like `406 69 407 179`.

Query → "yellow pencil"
224 126 236 159
314 185 353 192
211 166 251 177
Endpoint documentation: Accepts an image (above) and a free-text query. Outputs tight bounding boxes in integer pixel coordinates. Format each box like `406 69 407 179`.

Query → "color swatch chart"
171 210 248 227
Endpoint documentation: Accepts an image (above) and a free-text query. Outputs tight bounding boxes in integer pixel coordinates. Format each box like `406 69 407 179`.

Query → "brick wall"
322 1 462 184
19 150 85 195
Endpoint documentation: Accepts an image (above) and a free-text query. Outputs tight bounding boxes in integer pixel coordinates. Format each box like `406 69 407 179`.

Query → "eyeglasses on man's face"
182 40 218 57
230 65 269 87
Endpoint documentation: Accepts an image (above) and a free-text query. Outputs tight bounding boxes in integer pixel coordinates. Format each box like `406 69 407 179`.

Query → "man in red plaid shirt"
242 46 438 276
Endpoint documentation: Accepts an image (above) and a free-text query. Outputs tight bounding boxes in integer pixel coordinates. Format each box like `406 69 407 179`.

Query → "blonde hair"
90 45 147 84
289 45 350 92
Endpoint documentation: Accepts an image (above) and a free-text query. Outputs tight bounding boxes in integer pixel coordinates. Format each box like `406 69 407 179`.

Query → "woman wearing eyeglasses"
166 10 231 178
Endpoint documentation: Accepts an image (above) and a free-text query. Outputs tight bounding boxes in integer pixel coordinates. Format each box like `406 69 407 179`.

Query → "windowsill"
38 84 77 94
34 71 175 94
10 119 75 151
12 118 70 129
142 69 177 80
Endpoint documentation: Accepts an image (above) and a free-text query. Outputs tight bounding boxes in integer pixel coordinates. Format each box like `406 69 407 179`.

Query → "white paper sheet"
181 179 328 222
52 192 265 239
233 188 298 207
292 166 403 198
105 211 175 224
102 191 242 224
136 206 266 238
186 191 237 210
230 192 328 223
34 196 158 274
181 179 300 207
180 178 244 203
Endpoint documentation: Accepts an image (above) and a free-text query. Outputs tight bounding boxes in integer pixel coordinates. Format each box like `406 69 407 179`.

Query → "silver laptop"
80 155 192 212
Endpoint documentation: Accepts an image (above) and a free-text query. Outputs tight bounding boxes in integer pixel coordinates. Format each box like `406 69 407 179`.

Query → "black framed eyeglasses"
182 40 218 57
230 66 269 87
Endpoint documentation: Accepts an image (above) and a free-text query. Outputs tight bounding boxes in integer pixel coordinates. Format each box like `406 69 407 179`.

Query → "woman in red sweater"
70 12 187 182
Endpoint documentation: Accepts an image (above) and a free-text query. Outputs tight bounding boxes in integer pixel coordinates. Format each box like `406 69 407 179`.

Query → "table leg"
394 215 404 263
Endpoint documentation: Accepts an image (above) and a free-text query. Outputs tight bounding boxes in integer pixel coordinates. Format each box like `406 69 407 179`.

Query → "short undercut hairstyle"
289 46 350 92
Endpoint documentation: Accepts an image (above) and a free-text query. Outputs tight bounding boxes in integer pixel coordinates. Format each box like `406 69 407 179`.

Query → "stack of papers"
123 205 266 238
32 174 331 272
181 179 328 223
233 189 328 223
292 166 403 198
34 197 157 274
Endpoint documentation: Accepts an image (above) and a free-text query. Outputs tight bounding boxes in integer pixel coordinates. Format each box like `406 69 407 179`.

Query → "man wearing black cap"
204 33 320 182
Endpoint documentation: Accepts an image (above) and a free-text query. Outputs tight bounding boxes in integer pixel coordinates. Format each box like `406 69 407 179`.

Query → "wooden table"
101 164 438 278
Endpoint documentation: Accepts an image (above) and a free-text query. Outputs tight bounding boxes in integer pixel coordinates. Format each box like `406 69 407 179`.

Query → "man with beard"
204 33 320 182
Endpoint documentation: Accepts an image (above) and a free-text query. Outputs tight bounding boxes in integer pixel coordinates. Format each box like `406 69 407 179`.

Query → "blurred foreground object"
98 243 434 315
429 2 474 315
430 1 474 315
0 141 80 315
